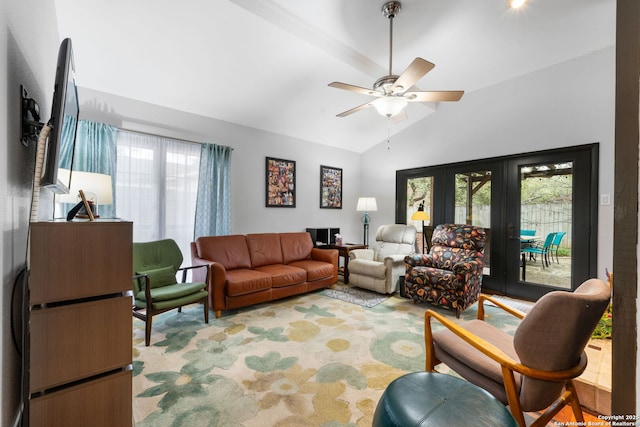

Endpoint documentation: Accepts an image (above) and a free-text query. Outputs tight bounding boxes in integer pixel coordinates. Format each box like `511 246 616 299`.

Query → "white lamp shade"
373 97 408 118
57 169 113 205
356 197 378 212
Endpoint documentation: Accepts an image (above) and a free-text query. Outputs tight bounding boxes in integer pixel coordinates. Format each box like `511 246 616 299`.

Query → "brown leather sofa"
191 232 338 318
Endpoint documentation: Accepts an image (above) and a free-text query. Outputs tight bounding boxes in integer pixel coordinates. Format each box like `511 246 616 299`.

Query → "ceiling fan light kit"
508 0 528 9
328 1 464 119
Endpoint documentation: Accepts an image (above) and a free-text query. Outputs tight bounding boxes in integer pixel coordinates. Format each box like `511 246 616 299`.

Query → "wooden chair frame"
133 264 210 346
424 294 587 427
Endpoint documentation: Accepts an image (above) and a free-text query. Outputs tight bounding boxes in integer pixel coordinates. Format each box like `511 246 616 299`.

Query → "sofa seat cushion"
254 264 307 287
136 282 206 302
288 259 334 281
226 269 272 297
348 259 386 279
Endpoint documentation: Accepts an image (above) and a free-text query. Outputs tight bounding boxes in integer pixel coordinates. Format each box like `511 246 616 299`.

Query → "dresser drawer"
29 369 132 427
29 296 132 392
29 221 132 304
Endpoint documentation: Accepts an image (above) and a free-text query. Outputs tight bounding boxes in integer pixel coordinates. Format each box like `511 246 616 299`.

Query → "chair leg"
203 298 209 324
145 316 152 347
566 380 584 423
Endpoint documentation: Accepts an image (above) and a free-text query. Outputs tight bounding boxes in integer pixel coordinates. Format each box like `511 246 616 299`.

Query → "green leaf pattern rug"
132 290 521 426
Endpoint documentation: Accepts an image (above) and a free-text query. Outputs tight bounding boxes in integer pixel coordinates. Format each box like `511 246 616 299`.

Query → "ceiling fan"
328 1 464 119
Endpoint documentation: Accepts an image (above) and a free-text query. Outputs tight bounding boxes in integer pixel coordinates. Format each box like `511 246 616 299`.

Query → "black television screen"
40 38 78 194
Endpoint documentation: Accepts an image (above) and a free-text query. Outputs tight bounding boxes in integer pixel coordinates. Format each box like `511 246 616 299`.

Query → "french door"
396 144 598 300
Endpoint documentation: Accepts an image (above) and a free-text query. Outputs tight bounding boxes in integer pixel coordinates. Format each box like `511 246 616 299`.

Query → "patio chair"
550 231 567 263
522 232 555 268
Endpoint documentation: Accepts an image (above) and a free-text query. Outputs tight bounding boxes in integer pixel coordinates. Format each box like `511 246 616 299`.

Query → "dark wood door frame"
613 0 638 415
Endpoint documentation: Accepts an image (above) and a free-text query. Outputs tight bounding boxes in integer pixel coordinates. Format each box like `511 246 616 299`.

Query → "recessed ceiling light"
508 0 528 9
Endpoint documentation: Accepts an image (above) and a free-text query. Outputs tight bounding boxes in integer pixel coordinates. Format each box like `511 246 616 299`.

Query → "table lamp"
57 169 113 220
356 197 377 246
411 201 430 253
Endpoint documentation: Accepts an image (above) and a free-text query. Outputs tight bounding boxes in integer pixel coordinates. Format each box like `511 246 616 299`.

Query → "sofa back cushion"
195 235 251 270
280 232 313 264
246 233 284 267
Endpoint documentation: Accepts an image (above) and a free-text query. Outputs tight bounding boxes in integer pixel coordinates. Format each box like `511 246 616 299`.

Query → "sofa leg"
215 310 222 318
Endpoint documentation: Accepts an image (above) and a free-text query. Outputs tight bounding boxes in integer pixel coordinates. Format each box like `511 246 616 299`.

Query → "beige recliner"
348 224 416 294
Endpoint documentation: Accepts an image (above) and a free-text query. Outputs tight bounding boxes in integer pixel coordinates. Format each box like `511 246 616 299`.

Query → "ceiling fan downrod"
382 1 401 77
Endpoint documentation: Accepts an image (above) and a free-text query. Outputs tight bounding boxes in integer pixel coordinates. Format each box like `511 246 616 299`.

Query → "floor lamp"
356 197 377 247
411 202 430 253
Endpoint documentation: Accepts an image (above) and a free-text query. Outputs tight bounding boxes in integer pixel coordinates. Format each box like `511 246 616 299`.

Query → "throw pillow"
137 265 177 289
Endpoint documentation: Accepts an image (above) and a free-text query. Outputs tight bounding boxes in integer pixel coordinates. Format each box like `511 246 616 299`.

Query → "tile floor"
575 338 612 415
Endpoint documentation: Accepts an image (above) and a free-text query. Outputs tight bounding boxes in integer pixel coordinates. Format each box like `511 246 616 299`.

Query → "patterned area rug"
487 295 535 313
132 291 522 426
320 284 390 308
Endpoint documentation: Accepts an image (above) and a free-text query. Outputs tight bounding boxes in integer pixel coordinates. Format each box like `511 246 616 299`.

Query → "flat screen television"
40 38 78 194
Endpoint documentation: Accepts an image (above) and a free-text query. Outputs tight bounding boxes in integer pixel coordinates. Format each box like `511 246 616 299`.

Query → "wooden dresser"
27 221 133 427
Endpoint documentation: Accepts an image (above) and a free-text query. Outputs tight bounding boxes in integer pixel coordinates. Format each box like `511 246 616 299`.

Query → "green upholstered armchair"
133 239 209 346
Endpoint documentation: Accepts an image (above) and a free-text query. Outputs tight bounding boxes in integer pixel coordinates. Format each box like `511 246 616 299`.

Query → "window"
116 130 200 261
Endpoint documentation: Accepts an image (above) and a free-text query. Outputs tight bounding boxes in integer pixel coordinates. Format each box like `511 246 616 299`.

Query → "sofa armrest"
311 248 338 264
191 252 227 313
349 249 374 261
311 248 339 281
404 254 436 268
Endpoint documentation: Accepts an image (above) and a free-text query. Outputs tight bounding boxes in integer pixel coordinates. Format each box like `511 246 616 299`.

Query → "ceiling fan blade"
392 58 435 93
405 90 464 102
336 102 373 117
328 82 381 97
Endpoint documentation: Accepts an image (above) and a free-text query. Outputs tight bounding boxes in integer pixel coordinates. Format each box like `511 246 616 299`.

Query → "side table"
322 243 366 284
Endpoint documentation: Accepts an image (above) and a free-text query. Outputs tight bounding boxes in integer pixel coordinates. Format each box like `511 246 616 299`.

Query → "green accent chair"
133 239 209 346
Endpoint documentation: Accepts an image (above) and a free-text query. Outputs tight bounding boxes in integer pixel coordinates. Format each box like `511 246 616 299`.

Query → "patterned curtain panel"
194 143 232 239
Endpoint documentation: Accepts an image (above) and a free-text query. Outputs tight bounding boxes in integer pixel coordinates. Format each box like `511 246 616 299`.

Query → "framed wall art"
266 157 296 207
319 165 342 209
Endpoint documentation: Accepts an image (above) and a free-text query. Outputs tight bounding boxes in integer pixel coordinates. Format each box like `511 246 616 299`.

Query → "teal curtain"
69 120 118 218
58 115 77 169
194 143 232 238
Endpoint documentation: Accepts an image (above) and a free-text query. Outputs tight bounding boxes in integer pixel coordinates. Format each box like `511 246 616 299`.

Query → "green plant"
591 303 612 339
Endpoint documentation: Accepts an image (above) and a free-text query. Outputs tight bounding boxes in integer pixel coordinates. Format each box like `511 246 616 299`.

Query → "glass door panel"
406 176 433 253
519 162 572 289
455 171 492 275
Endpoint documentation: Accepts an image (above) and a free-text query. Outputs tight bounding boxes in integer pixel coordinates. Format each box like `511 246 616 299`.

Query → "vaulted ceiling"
54 0 615 153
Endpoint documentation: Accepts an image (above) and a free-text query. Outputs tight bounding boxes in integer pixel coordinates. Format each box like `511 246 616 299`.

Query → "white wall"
359 47 615 283
2 1 60 425
78 89 365 244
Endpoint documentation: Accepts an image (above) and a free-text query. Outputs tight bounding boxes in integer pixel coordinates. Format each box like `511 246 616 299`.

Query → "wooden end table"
324 243 367 284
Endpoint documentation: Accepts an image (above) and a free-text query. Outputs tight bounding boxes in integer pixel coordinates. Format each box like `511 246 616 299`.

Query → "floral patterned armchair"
404 224 486 318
